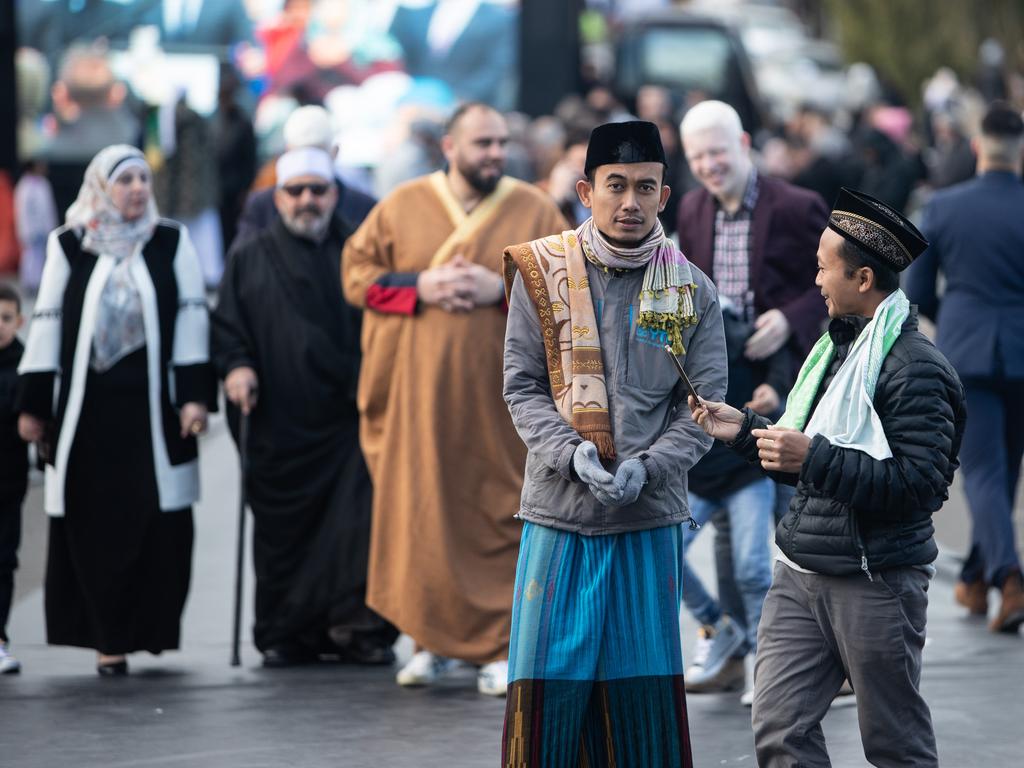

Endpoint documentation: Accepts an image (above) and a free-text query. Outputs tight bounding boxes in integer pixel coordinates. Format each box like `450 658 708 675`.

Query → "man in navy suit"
905 101 1024 634
675 100 828 700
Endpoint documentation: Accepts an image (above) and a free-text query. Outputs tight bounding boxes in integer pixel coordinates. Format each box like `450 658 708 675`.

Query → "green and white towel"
776 289 910 460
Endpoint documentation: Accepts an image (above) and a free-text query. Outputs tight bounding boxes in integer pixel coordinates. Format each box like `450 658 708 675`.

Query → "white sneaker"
477 660 508 697
0 642 21 675
396 650 455 687
684 624 715 677
740 688 754 707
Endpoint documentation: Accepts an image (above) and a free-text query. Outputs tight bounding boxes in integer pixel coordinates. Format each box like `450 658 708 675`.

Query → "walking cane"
230 409 250 667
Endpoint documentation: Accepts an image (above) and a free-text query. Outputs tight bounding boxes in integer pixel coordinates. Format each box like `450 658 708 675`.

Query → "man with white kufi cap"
212 146 396 667
235 106 377 245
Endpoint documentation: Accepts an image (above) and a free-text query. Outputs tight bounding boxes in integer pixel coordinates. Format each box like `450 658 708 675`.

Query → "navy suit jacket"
905 171 1024 379
676 175 829 356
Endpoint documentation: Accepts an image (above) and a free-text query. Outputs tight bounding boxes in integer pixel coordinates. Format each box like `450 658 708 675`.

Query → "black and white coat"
17 220 216 516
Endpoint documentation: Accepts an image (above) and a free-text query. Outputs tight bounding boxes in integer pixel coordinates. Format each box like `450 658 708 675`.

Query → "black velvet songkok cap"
827 188 928 272
584 121 667 177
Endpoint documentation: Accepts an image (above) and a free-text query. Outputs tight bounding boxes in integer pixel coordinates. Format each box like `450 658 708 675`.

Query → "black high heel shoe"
96 658 128 677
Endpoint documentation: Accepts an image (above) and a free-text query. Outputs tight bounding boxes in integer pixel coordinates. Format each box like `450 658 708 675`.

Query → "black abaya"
45 348 193 654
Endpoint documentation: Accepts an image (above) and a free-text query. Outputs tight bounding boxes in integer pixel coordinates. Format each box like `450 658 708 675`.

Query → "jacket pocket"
625 318 682 392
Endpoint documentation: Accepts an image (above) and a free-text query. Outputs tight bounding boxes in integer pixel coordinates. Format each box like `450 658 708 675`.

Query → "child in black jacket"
0 284 28 674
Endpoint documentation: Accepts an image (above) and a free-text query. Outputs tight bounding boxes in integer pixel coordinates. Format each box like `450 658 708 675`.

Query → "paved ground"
2 411 1023 767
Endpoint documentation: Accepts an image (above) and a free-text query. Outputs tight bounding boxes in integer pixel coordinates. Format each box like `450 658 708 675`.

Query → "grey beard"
282 210 332 242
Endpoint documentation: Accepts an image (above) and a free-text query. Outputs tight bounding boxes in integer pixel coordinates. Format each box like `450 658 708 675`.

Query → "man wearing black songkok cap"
500 121 728 765
691 188 966 767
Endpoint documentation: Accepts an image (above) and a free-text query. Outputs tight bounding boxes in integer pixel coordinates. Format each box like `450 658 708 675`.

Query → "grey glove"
612 458 647 506
573 441 621 505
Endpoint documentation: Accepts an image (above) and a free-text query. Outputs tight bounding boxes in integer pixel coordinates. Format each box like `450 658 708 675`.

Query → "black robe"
211 216 394 653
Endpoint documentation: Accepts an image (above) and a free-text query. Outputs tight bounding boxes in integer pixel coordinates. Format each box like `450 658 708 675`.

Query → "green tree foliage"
823 0 1024 104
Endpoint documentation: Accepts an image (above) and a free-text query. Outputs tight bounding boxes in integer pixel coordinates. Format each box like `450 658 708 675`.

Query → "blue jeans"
773 482 796 525
682 478 775 653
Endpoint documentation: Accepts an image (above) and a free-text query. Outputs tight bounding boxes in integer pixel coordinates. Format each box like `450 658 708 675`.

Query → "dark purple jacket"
676 174 829 356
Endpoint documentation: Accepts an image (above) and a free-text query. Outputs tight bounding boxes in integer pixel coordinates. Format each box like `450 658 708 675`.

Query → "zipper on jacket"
850 510 873 582
687 516 700 531
860 552 874 582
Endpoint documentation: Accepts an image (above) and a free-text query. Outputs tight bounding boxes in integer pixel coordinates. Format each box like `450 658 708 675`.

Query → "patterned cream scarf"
503 218 697 460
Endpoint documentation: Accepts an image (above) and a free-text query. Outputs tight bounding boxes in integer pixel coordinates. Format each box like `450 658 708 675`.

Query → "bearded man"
342 102 567 695
212 147 396 667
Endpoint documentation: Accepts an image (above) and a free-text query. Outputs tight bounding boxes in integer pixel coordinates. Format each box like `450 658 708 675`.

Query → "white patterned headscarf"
65 144 159 261
66 145 158 372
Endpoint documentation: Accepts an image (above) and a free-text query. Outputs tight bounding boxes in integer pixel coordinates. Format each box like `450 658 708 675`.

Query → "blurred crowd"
5 16 1024 299
1 8 1023 750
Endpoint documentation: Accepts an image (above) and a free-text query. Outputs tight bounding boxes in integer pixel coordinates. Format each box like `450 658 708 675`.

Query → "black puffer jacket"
731 308 966 577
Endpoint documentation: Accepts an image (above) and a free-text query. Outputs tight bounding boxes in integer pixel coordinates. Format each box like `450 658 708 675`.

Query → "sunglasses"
281 182 331 197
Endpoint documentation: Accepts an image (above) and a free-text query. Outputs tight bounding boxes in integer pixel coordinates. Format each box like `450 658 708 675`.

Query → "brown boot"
989 570 1024 633
954 579 989 616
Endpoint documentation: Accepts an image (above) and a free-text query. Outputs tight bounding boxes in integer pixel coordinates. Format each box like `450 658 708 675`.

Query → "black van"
613 10 766 134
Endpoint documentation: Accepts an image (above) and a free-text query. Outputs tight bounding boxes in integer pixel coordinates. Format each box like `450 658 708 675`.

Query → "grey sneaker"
684 617 746 692
685 624 716 677
686 655 745 693
0 642 21 675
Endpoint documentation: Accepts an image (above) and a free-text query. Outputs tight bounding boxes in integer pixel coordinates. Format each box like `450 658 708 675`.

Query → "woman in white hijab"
16 145 216 676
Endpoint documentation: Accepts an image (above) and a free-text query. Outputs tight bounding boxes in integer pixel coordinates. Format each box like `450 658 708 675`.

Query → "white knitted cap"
275 147 335 186
282 105 334 151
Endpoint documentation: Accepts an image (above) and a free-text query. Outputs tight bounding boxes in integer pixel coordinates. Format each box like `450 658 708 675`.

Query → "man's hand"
745 309 790 360
612 458 647 506
18 413 44 443
688 396 744 442
416 261 475 313
179 402 208 438
744 383 780 416
418 257 505 312
225 366 259 415
752 426 811 473
460 262 506 307
573 441 622 506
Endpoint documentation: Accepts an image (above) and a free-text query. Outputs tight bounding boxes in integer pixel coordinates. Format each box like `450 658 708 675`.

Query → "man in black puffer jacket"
690 188 965 768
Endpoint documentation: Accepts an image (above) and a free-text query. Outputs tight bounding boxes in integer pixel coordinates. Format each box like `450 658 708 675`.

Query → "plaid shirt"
712 168 759 320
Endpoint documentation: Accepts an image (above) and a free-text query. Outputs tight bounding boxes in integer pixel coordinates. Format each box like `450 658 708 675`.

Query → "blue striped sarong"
501 523 693 768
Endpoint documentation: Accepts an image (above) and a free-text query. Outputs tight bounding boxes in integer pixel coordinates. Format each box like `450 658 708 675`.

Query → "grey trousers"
751 563 937 768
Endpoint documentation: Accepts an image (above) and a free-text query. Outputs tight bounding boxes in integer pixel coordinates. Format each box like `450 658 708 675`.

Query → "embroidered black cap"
828 188 928 272
584 121 667 177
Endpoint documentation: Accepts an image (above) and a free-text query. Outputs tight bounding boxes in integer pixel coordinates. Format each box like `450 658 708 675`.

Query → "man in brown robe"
342 102 567 695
